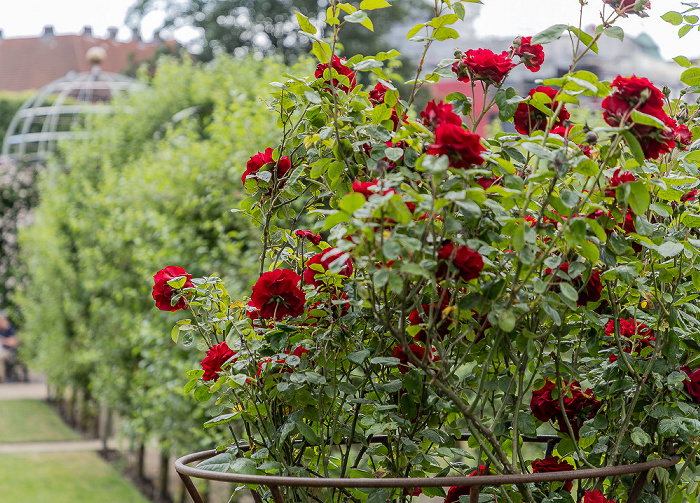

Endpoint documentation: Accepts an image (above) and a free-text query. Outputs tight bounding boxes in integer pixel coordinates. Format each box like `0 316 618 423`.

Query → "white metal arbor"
2 47 140 162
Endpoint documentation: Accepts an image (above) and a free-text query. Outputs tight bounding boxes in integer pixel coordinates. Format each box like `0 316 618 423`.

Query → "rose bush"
155 1 700 502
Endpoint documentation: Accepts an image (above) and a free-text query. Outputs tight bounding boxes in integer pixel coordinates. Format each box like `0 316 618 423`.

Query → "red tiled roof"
0 28 172 92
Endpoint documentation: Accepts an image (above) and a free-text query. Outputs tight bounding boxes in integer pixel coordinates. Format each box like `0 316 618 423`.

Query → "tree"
126 0 429 63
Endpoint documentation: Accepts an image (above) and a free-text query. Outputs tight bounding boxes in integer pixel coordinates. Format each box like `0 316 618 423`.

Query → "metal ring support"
175 449 680 503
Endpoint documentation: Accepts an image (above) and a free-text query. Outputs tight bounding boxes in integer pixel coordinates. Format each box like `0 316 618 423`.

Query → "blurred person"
0 314 18 383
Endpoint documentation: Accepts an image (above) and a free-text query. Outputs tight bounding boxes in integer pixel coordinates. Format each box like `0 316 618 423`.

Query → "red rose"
530 380 601 438
152 266 194 312
584 490 615 503
369 82 389 105
602 75 676 159
512 36 545 72
437 242 484 282
427 123 486 169
674 124 692 148
201 341 236 382
391 344 439 374
303 248 353 288
681 366 700 403
604 318 655 357
294 229 322 246
245 300 260 321
545 262 602 306
452 48 515 85
531 456 575 493
605 168 636 197
681 189 698 203
409 303 452 342
420 100 462 131
513 86 570 135
352 179 395 199
315 55 356 93
444 466 490 502
250 269 306 320
242 148 292 185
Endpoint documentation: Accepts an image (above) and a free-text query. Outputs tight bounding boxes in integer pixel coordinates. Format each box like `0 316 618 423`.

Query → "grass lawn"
0 451 150 503
0 399 80 443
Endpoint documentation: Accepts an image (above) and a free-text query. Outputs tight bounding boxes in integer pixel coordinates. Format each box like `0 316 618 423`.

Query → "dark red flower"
513 86 569 135
512 36 545 72
605 317 656 361
250 269 306 320
294 229 322 246
605 168 636 197
391 344 439 374
604 0 651 16
303 248 353 288
427 122 486 169
674 124 693 148
545 262 602 306
242 148 292 185
584 490 615 503
681 366 700 403
602 75 676 159
420 100 462 131
245 300 260 321
201 342 236 382
444 466 490 502
681 189 698 203
352 179 395 199
409 303 452 342
152 266 194 312
315 55 356 93
530 380 601 439
369 82 389 105
532 456 575 492
437 242 484 282
452 48 516 85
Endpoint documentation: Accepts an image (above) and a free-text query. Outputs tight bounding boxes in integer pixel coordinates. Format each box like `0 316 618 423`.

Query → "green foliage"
16 55 297 451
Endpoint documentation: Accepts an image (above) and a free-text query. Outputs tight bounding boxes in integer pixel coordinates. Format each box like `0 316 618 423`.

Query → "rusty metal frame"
175 445 680 503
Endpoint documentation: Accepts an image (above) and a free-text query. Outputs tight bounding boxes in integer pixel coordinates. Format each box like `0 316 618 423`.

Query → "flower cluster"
531 380 601 437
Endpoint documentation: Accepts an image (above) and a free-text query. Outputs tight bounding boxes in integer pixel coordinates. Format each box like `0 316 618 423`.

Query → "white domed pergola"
2 47 141 162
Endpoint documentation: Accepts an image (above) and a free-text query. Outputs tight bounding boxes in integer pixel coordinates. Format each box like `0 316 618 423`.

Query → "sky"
0 0 697 61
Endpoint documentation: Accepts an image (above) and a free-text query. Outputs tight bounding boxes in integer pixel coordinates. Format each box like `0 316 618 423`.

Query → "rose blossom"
512 36 545 72
369 82 389 105
584 490 615 503
530 379 601 438
294 229 322 246
604 0 651 16
152 266 194 312
545 262 602 306
604 318 655 362
531 456 575 492
444 466 490 502
437 242 484 282
303 248 353 288
420 100 462 131
674 123 693 148
250 269 306 320
681 366 700 403
352 179 395 199
452 48 516 85
242 148 292 185
513 86 570 135
602 75 676 159
409 303 452 342
605 168 636 197
315 55 356 93
426 122 486 169
391 344 439 374
201 341 236 382
681 189 698 203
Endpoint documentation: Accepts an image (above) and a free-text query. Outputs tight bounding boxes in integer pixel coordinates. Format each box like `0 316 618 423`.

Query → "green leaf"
498 310 516 332
339 192 366 213
295 12 317 35
631 110 672 131
230 458 261 475
295 420 321 445
631 427 652 446
560 282 579 302
628 181 650 215
603 26 624 41
681 68 700 86
673 56 692 68
662 11 683 26
348 349 371 365
312 41 332 63
657 241 684 258
406 23 425 40
568 26 598 54
204 411 241 428
532 24 568 44
345 10 368 23
197 452 232 473
621 131 645 165
679 24 693 38
170 325 179 343
360 0 391 10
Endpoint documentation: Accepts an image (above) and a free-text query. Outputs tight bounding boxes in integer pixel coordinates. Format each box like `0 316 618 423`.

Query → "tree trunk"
137 442 146 480
159 448 170 501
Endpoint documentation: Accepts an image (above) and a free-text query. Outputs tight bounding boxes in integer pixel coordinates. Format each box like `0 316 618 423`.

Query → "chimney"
82 25 93 38
107 26 118 40
131 27 141 43
0 29 3 40
42 25 54 38
153 31 162 44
